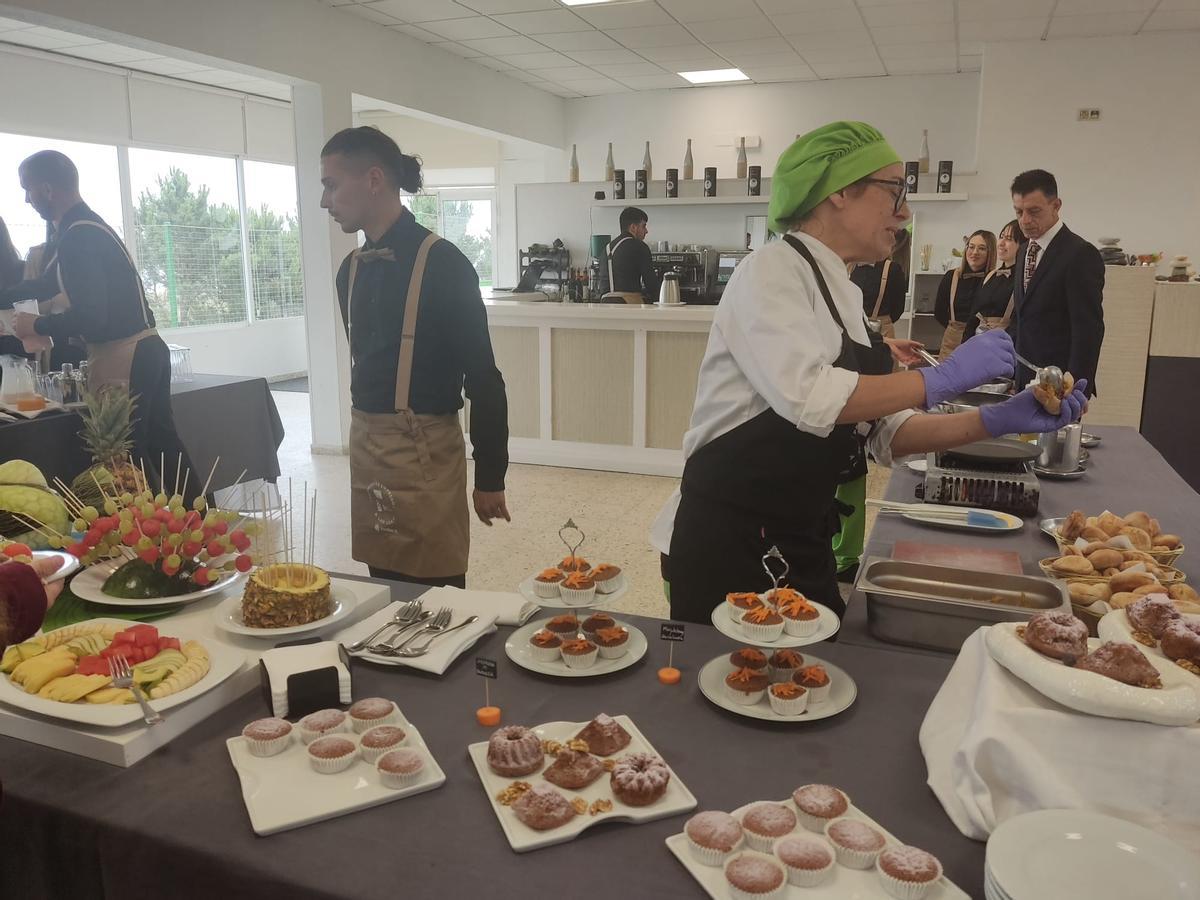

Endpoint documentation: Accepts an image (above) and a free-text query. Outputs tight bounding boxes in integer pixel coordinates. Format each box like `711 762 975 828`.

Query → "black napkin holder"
257 637 351 720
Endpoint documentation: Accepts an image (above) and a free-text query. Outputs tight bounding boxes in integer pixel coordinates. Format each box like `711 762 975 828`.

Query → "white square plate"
467 714 697 852
226 705 445 835
666 797 971 899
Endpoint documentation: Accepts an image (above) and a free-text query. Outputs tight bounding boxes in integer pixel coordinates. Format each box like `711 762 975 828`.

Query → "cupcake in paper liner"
768 681 809 717
589 563 625 594
241 717 293 758
794 664 831 703
348 697 399 733
560 637 599 669
876 845 944 900
724 852 788 900
774 590 822 637
377 747 426 789
824 817 887 870
298 708 348 744
685 811 745 867
358 725 408 764
532 567 564 599
558 571 597 606
593 626 630 659
774 835 835 888
306 735 358 774
726 591 765 623
739 604 785 642
724 666 768 706
528 628 564 663
767 648 805 684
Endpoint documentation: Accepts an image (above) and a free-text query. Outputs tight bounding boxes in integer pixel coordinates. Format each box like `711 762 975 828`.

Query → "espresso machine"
650 249 716 304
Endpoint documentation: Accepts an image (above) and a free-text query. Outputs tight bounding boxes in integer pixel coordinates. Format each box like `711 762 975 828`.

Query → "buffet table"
0 374 284 491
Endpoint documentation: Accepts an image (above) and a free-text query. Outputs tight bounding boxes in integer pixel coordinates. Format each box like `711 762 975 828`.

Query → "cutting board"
892 541 1023 575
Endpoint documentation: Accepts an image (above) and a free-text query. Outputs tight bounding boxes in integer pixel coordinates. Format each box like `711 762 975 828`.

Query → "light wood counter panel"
1086 266 1157 427
551 328 634 445
1149 282 1200 359
488 326 540 439
646 332 708 450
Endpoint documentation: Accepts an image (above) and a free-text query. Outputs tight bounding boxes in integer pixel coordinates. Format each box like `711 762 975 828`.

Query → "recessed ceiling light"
678 68 749 84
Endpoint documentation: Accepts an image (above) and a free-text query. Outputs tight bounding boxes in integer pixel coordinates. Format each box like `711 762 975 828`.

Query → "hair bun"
395 151 422 194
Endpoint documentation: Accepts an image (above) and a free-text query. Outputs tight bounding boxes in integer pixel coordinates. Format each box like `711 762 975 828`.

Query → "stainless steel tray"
856 557 1070 653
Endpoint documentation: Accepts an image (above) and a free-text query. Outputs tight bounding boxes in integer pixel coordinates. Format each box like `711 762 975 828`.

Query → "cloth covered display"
260 642 352 718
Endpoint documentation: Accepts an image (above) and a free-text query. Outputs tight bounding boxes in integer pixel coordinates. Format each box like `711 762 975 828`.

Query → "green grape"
73 517 86 532
168 533 182 547
190 529 205 542
169 494 183 508
136 537 153 552
193 497 208 512
81 506 99 523
154 493 168 507
103 499 117 515
120 493 134 505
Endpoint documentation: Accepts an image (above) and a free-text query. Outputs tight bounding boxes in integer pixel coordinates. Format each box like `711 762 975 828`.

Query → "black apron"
668 235 891 624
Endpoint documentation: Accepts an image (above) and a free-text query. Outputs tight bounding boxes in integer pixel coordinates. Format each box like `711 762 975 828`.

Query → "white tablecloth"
919 627 1200 853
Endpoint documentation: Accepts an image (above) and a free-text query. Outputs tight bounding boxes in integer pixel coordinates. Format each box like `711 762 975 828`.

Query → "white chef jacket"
650 232 917 554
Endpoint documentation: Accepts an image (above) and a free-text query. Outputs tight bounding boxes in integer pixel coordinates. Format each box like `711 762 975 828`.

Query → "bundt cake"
1126 594 1181 641
486 725 544 777
610 752 670 807
542 748 604 790
512 783 576 831
1160 620 1200 670
1075 641 1162 688
572 713 631 756
1020 611 1089 664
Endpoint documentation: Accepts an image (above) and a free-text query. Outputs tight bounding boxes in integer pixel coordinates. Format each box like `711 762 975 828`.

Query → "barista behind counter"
604 207 660 304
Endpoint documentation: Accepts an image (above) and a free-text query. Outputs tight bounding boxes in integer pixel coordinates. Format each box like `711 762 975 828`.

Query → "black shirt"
934 269 984 327
607 232 660 299
964 266 1015 340
850 259 906 322
1 203 155 343
335 210 509 492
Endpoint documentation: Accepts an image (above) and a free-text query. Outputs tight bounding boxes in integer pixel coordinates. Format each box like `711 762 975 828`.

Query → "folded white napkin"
337 600 498 676
259 641 352 718
920 627 1200 853
417 585 537 627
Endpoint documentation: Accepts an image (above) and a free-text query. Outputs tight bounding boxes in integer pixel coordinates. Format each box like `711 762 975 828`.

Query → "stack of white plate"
985 809 1199 900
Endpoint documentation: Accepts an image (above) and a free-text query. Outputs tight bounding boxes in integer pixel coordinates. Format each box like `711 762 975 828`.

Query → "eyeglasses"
860 178 908 215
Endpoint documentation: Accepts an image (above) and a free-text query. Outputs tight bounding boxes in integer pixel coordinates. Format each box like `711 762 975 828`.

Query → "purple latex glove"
917 329 1016 409
980 379 1089 437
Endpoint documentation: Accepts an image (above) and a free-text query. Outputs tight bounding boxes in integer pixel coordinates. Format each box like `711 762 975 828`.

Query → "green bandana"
768 121 901 234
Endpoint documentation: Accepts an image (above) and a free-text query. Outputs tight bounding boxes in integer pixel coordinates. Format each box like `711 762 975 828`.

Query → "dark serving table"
0 374 284 491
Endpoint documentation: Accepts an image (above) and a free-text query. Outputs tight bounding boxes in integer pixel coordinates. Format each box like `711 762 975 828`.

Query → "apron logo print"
367 482 400 534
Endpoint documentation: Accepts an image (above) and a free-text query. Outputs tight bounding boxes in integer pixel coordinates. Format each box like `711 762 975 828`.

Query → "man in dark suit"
1006 169 1104 395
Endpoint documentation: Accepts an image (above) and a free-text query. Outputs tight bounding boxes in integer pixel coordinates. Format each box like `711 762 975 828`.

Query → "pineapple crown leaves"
77 386 141 465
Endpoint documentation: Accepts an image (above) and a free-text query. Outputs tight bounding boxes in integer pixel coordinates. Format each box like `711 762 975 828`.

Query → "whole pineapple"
72 387 144 503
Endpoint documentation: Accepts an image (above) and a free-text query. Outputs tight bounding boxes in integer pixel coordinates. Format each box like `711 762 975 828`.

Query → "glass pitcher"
0 354 36 403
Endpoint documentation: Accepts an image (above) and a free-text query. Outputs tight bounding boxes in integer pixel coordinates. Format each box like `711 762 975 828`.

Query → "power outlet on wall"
1077 108 1101 121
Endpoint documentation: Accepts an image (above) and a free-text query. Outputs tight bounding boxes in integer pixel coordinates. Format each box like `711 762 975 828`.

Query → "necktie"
357 247 395 263
1023 241 1040 291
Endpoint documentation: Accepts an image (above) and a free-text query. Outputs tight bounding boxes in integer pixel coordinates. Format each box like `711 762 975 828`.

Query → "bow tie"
357 247 395 263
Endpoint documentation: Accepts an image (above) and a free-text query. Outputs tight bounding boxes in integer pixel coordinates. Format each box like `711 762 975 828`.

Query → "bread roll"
1168 583 1200 605
1103 568 1121 578
1122 511 1154 533
1086 548 1124 571
1132 583 1169 598
1148 518 1162 537
1121 550 1156 564
1080 526 1110 542
1098 511 1125 537
1062 545 1082 556
1082 541 1109 556
1068 582 1111 604
1109 592 1139 609
1118 526 1152 550
1051 555 1095 576
1108 570 1158 593
1060 510 1087 541
1155 534 1182 550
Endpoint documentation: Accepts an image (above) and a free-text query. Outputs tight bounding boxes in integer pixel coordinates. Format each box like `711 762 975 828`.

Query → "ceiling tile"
744 63 818 81
1048 12 1144 37
458 0 558 13
1054 0 1155 13
794 45 880 63
4 25 98 49
878 41 956 61
613 73 690 90
498 50 575 68
958 54 982 71
1141 10 1200 29
506 67 550 82
810 60 886 78
769 8 864 33
0 16 34 31
535 64 598 80
708 37 794 60
591 61 667 77
460 34 546 54
757 0 857 10
638 42 722 62
564 47 646 65
556 76 628 95
786 28 874 50
474 56 517 71
69 43 162 63
493 9 592 34
870 23 955 44
421 16 514 39
860 1 952 28
1158 0 1200 9
884 57 957 74
958 40 983 55
130 57 211 76
343 4 402 24
657 54 732 71
604 24 695 49
529 81 581 97
958 17 1047 40
658 0 763 23
957 0 1054 21
538 30 620 51
573 4 674 29
366 0 475 23
687 15 778 42
22 26 100 47
741 51 809 67
393 23 443 41
429 40 486 57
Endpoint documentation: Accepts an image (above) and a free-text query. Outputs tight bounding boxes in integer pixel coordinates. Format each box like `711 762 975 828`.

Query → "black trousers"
368 566 466 590
129 335 200 505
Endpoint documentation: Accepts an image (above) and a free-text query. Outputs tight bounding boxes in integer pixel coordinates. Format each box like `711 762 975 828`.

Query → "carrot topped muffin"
529 629 564 662
766 586 806 607
560 638 599 669
730 647 768 670
741 604 785 641
546 614 579 635
725 666 769 705
726 591 765 620
768 681 808 716
533 567 565 599
594 626 630 659
776 591 821 636
558 555 591 572
559 571 597 606
589 563 625 594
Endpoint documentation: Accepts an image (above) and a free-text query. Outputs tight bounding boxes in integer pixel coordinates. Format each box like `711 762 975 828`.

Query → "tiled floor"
273 391 890 620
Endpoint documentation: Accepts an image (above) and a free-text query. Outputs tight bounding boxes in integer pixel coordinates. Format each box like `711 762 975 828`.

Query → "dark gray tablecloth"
839 425 1199 652
0 373 283 491
0 575 986 900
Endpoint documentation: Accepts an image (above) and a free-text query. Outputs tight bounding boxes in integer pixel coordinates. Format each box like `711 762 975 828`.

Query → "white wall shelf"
592 192 967 209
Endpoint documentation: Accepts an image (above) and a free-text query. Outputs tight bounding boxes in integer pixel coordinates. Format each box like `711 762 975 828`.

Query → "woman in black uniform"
934 230 994 360
964 219 1024 341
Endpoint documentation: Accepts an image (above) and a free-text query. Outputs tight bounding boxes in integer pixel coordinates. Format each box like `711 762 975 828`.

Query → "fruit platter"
0 619 242 727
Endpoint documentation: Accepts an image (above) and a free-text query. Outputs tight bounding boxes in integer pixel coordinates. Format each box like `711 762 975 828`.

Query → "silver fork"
367 610 435 653
348 600 421 652
393 615 480 658
389 607 452 654
109 655 163 726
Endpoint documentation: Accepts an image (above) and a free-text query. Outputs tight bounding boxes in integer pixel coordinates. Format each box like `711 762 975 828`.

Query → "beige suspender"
871 259 892 319
948 267 962 324
62 219 153 328
607 235 633 291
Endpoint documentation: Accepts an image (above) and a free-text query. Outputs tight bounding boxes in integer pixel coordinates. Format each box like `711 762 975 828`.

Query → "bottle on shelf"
643 141 653 183
919 129 930 174
604 142 614 182
682 138 693 180
569 144 579 183
736 136 747 179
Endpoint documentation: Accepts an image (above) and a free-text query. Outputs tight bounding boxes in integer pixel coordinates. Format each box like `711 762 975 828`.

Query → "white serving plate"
696 653 857 724
504 618 647 678
984 622 1200 726
1097 607 1200 692
32 550 79 583
901 509 1023 533
518 573 627 610
71 558 246 607
0 398 65 419
226 705 445 835
0 618 244 727
986 809 1200 900
214 585 359 638
666 797 970 900
710 600 840 647
467 713 697 853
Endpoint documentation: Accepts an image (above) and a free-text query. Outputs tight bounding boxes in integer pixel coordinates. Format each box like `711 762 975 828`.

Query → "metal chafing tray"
856 557 1070 653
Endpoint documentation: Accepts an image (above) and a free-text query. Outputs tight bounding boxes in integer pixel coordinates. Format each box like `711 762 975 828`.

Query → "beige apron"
937 268 966 362
604 235 645 304
977 269 1015 332
867 259 896 340
348 235 470 577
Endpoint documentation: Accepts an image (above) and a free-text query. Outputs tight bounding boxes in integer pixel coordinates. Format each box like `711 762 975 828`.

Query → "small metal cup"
1036 423 1082 472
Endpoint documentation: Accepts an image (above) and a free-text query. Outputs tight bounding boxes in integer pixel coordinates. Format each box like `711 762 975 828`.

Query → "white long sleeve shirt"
650 232 916 554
